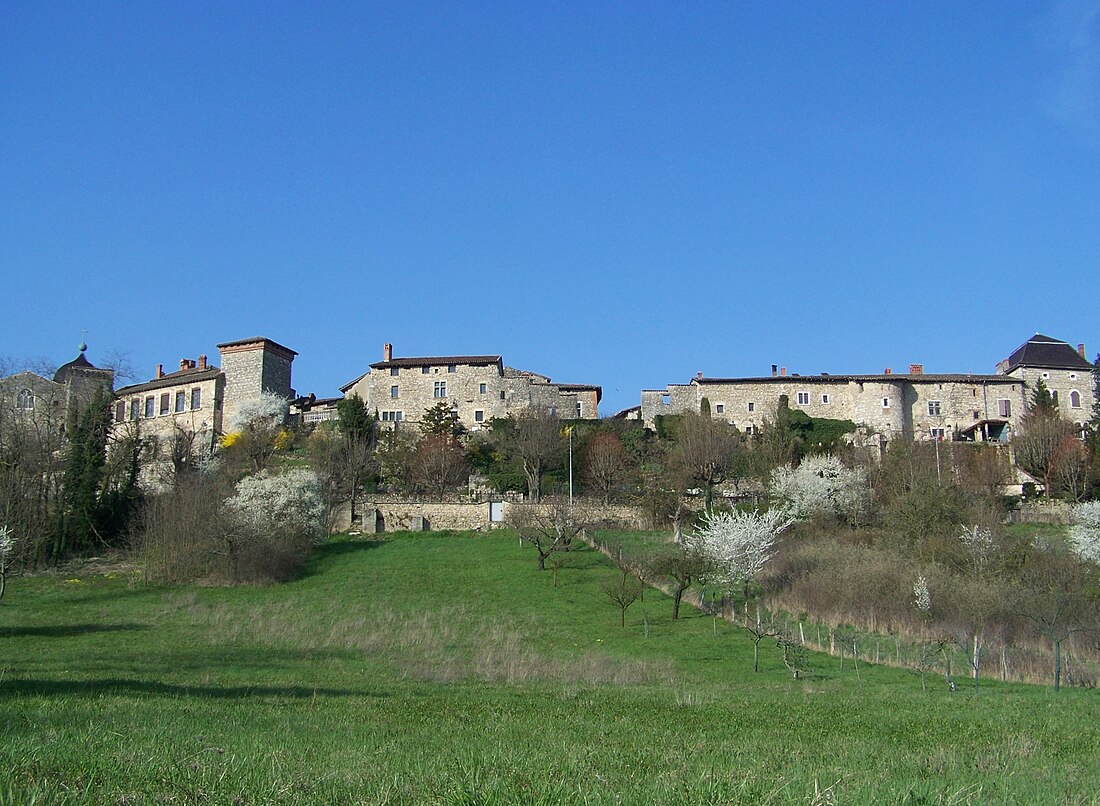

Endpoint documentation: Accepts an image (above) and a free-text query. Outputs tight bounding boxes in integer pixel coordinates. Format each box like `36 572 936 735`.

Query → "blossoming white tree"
0 525 15 602
768 454 868 524
225 468 326 544
223 392 291 472
1068 501 1100 564
689 509 795 599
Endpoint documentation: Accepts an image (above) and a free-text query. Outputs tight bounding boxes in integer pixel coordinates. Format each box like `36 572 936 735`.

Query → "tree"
1068 501 1100 564
412 433 470 500
1017 547 1095 691
222 392 289 473
688 509 795 602
582 431 631 504
0 525 15 602
738 607 785 673
768 454 868 524
57 387 113 559
1014 396 1076 498
1030 378 1057 415
336 394 374 443
502 411 562 503
420 401 465 438
376 428 419 494
601 572 643 627
647 542 713 620
667 413 744 512
508 498 592 571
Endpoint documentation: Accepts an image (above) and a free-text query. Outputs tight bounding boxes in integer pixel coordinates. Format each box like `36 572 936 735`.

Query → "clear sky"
3 2 1098 415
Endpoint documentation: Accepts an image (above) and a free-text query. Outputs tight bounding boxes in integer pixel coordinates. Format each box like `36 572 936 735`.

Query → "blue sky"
3 2 1098 415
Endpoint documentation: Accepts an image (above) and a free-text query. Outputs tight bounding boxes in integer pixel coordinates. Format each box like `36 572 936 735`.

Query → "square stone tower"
217 337 297 430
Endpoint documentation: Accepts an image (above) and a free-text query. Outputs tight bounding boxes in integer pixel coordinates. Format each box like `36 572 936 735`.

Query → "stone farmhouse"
0 342 114 430
111 337 297 460
340 343 602 431
641 334 1094 444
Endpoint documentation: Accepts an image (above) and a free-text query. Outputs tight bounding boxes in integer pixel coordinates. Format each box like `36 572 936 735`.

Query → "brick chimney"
884 368 892 375
909 363 923 375
155 364 163 379
697 371 703 380
179 359 189 371
384 342 393 362
198 354 207 370
1079 343 1086 359
780 367 787 377
771 364 778 377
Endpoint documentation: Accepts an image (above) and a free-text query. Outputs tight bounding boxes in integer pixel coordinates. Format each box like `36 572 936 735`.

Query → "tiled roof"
557 383 603 402
216 337 298 357
368 355 502 370
694 373 1016 385
116 367 222 396
1002 334 1091 372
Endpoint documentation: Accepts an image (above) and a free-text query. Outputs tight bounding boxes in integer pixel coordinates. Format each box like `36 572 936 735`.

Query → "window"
747 402 755 412
15 388 34 410
144 397 155 418
1052 390 1059 405
500 391 506 401
115 401 125 422
882 397 890 408
421 366 431 374
396 411 403 422
380 411 404 422
1070 373 1078 380
434 381 447 398
998 399 1011 418
390 385 399 399
475 410 484 423
576 401 583 417
175 391 186 413
715 403 725 415
191 388 202 410
479 383 487 394
1042 372 1050 379
447 364 456 373
160 393 170 415
130 400 140 421
927 400 942 416
390 367 399 376
1071 390 1081 408
821 394 830 405
744 424 754 435
930 428 946 440
796 392 810 405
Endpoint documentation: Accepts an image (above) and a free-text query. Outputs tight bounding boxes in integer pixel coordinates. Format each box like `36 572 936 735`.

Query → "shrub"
769 454 868 525
1069 501 1100 564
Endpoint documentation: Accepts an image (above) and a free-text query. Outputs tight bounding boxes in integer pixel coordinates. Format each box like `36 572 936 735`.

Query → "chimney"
179 359 189 371
780 367 787 377
909 363 923 376
384 342 393 362
771 364 778 377
198 354 207 370
697 371 703 380
1079 343 1086 359
884 368 892 375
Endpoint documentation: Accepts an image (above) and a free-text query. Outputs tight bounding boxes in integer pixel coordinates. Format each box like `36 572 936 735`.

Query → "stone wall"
1006 366 1094 429
335 498 648 533
219 339 296 430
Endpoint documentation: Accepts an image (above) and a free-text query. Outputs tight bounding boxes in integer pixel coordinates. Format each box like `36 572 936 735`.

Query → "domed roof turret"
53 341 98 384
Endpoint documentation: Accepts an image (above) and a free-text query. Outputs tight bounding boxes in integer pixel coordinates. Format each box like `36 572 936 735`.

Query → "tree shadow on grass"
296 538 386 579
2 623 150 639
0 677 384 700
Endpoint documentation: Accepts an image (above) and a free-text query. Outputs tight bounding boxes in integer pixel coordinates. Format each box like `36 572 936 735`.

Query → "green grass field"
3 531 1100 804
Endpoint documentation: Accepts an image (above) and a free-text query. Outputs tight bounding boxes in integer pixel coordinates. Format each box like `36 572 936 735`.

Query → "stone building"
340 343 601 430
996 334 1094 431
0 342 114 431
111 337 297 472
642 361 1028 444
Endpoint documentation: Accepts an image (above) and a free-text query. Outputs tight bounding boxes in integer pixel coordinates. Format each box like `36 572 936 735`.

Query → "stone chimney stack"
179 359 189 371
1079 343 1086 359
771 364 778 377
155 364 163 379
384 343 393 362
697 371 703 380
198 354 207 370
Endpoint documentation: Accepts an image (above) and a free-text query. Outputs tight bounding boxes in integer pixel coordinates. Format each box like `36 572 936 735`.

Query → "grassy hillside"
3 532 1100 804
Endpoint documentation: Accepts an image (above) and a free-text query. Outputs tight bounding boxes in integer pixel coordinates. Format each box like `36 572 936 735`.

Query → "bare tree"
583 431 631 503
738 607 785 673
667 413 744 512
647 542 713 620
1018 548 1096 691
1013 407 1077 498
413 433 470 501
508 497 592 571
601 572 643 627
504 411 563 502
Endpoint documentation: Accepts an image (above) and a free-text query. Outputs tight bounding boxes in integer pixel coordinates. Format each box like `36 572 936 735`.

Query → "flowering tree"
224 468 326 543
0 525 15 602
689 509 795 600
1068 501 1100 564
768 454 868 524
223 392 289 472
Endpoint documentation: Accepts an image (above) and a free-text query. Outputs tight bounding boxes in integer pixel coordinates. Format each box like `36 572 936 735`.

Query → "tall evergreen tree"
56 388 112 560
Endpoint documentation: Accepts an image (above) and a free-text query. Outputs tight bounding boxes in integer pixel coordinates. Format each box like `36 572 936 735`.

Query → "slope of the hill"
2 532 1099 804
